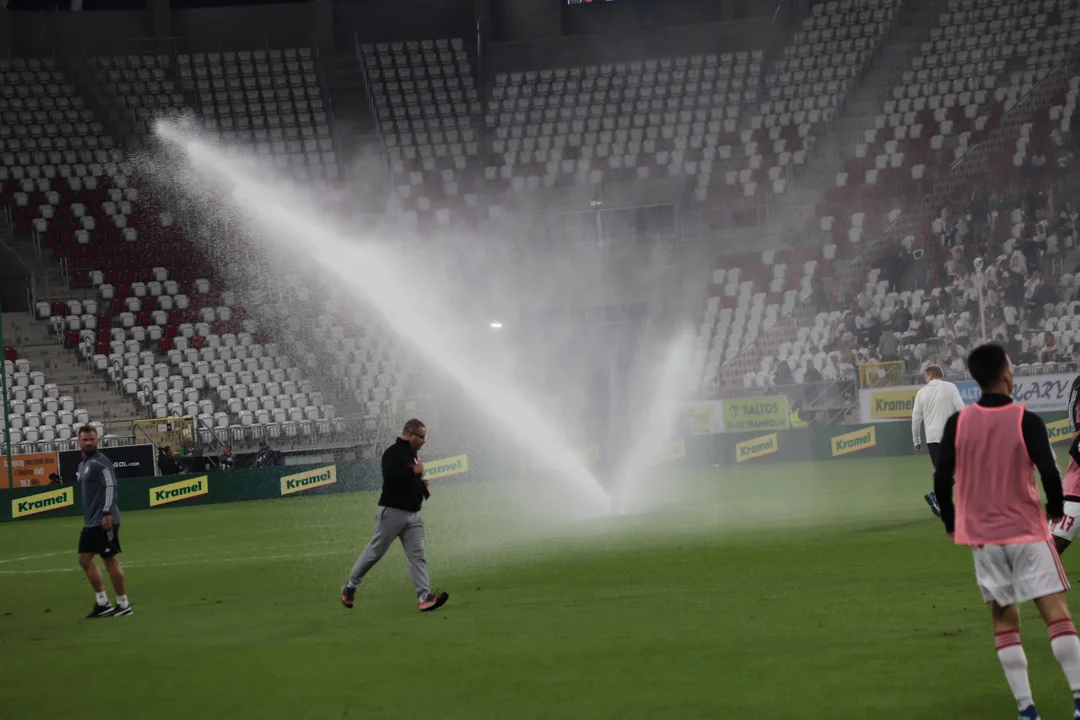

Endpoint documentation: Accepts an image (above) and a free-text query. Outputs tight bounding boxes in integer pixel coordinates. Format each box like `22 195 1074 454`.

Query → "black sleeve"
933 412 959 534
1021 410 1064 518
1068 377 1080 433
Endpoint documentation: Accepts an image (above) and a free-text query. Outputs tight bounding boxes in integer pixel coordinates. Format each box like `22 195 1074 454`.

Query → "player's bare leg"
79 553 105 592
1055 536 1072 555
103 556 126 596
79 553 114 618
1034 592 1080 717
103 556 132 615
989 602 1039 718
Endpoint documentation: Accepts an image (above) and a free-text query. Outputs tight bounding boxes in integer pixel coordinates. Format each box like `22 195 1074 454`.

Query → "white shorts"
1051 501 1080 542
972 541 1070 606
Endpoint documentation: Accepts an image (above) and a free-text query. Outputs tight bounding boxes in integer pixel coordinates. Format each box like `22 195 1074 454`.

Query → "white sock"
94 591 109 606
1048 620 1080 698
996 632 1034 710
116 594 129 609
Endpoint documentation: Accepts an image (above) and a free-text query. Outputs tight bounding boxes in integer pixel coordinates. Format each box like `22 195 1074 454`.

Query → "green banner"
1 460 382 523
3 412 1067 521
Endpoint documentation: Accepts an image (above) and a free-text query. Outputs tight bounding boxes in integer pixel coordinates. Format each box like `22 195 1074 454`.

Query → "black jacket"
378 437 426 513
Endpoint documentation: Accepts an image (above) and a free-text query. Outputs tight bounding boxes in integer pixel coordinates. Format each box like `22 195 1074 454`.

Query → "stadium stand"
694 0 1080 399
1 53 349 454
80 50 340 182
695 77 1080 399
486 50 764 199
728 0 901 205
1 355 104 449
0 317 140 454
362 38 485 229
2 0 1076 450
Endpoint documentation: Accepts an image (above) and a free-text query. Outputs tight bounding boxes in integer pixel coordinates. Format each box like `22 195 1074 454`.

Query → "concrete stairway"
767 0 944 239
3 313 142 438
325 49 382 179
719 0 945 252
2 212 142 439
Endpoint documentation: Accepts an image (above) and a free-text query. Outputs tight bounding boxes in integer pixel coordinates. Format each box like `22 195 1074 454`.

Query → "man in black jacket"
340 419 449 612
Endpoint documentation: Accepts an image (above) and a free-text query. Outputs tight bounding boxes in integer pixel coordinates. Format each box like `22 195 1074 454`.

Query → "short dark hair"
967 343 1010 390
925 365 944 379
77 425 97 436
403 419 426 435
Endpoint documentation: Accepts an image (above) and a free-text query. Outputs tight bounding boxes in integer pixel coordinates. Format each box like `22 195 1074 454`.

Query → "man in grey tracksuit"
76 425 132 618
340 419 449 612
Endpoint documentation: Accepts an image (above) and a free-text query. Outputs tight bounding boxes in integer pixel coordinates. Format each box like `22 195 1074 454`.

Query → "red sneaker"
418 591 449 612
341 584 356 609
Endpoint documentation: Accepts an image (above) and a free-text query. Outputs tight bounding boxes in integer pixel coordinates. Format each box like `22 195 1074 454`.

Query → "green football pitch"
2 451 1078 719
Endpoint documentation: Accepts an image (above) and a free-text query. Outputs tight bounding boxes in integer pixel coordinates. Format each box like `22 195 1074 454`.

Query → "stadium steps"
2 218 148 440
765 0 944 241
325 49 380 180
2 313 141 438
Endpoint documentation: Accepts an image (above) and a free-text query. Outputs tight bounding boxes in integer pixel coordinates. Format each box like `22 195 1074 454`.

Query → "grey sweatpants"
346 506 429 597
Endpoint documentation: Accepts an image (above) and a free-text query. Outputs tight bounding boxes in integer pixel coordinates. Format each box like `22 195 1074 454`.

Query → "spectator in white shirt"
822 356 841 382
1009 247 1028 276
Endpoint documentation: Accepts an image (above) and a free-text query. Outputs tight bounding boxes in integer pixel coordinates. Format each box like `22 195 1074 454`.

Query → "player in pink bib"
934 344 1079 720
1050 433 1080 555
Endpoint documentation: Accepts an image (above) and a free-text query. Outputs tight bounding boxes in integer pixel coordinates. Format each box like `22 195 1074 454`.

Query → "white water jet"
608 329 697 515
154 120 613 519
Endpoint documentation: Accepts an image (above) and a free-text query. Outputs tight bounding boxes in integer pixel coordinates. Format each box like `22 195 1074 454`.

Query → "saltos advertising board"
860 372 1078 422
721 396 791 433
58 444 158 483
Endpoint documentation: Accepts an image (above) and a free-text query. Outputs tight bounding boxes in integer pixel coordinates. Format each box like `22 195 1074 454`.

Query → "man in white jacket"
913 365 966 517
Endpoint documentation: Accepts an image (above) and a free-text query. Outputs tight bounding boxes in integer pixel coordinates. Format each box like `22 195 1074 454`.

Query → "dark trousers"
927 442 941 470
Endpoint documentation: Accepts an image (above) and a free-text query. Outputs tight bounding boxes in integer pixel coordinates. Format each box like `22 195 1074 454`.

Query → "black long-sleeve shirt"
1069 432 1080 502
377 437 426 513
933 393 1063 534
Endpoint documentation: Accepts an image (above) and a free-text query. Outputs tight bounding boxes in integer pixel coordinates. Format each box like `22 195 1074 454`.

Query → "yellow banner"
859 361 904 389
280 465 337 496
679 403 717 435
425 455 469 480
722 396 791 433
150 476 209 507
11 486 75 519
831 427 877 457
870 389 918 419
1047 419 1074 444
735 434 778 462
649 439 687 465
